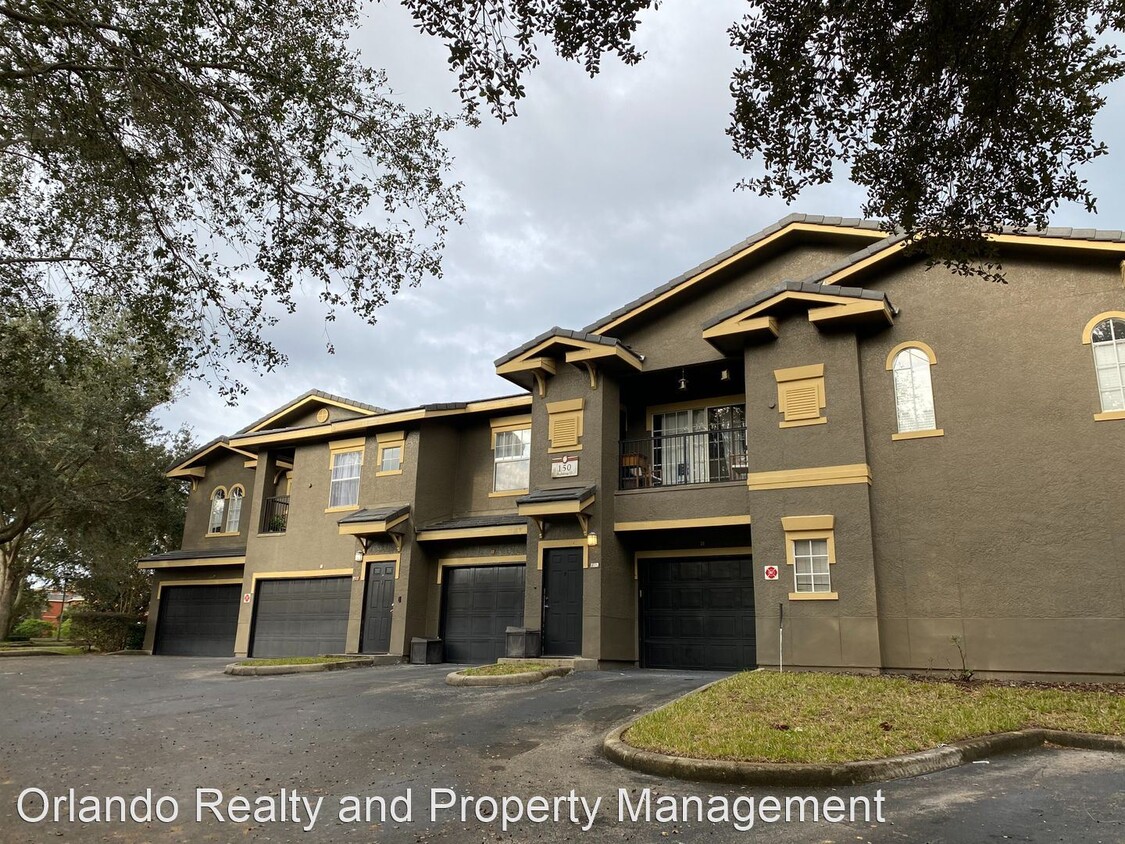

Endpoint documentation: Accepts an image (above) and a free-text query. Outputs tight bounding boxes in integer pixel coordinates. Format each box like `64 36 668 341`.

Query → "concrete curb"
225 657 375 676
446 667 571 686
0 647 83 658
603 686 1125 786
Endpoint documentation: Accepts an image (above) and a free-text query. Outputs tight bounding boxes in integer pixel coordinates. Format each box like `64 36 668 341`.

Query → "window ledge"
375 469 404 477
779 417 827 429
324 505 361 513
788 592 839 601
254 532 285 539
206 531 241 538
1094 410 1125 422
489 489 528 498
891 428 945 441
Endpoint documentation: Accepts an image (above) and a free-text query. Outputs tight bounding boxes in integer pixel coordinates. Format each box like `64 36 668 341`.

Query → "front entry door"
542 547 583 656
361 561 395 653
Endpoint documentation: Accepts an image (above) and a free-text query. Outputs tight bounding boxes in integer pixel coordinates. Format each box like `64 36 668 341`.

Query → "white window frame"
327 443 364 510
782 515 838 601
493 427 531 493
207 487 227 534
224 485 244 533
1091 317 1125 413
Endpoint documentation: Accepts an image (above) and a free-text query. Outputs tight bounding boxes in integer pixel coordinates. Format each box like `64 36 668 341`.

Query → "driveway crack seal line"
601 683 1125 787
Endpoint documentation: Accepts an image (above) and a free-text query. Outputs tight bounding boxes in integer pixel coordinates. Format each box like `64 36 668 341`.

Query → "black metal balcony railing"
260 496 290 534
619 427 748 490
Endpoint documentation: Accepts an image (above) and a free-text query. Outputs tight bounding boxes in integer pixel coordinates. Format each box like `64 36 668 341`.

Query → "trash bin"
505 627 542 658
410 637 443 664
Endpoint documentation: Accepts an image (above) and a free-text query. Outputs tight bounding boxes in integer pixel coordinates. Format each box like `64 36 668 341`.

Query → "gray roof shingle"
419 513 527 531
337 505 410 525
516 485 597 505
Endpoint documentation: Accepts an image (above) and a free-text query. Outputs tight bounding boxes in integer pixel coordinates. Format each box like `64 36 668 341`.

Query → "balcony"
619 427 748 490
260 496 290 534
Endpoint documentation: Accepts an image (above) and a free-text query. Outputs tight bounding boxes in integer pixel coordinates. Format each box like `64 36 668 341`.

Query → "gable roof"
703 280 895 330
166 436 256 478
802 225 1125 289
582 214 888 335
237 389 386 434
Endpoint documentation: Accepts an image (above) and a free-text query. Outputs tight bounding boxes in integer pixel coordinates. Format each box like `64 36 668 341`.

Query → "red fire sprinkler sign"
243 592 253 603
763 565 779 581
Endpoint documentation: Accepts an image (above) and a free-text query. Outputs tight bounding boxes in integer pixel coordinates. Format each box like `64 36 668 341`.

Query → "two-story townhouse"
141 214 1125 681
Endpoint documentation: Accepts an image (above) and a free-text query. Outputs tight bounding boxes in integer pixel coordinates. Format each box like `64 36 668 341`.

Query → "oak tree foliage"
0 307 189 636
3 1 1124 392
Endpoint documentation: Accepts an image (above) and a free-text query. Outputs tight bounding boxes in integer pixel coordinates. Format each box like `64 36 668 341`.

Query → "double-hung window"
328 445 363 509
493 428 531 492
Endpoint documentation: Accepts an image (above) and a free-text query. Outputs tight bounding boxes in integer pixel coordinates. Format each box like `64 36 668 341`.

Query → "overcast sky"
160 1 1125 443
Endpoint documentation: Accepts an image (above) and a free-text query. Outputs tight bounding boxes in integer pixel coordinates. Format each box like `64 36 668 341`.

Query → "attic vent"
546 398 584 452
317 407 330 424
775 364 827 429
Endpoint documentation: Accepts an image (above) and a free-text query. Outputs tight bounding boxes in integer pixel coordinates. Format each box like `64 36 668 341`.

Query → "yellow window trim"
1094 410 1125 422
375 432 405 474
633 546 753 579
436 555 526 584
1082 311 1125 344
779 417 827 429
328 437 366 452
205 531 241 538
490 414 532 430
536 539 589 571
325 504 361 514
788 592 839 601
488 489 528 498
781 515 834 532
885 341 937 369
892 428 945 441
375 468 404 477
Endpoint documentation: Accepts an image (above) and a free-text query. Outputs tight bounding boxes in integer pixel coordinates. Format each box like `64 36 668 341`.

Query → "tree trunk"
0 542 23 639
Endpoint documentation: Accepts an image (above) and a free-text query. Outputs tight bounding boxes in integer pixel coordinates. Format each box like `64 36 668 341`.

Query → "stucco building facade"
140 214 1125 680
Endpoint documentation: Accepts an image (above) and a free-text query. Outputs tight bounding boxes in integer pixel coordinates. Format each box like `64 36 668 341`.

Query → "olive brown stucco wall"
180 452 256 551
614 244 861 370
858 253 1125 677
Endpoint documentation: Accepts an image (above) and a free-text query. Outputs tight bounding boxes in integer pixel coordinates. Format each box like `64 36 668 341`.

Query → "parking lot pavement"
1 656 1122 843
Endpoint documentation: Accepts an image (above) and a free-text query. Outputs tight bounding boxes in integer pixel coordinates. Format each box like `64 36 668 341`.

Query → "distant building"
41 592 85 625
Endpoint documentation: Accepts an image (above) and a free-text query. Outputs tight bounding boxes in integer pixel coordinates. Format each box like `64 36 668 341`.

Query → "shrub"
67 611 145 652
59 617 73 641
11 618 54 638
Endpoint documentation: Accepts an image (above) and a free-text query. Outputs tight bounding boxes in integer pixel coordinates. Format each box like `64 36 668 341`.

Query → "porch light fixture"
587 531 598 547
677 368 688 391
720 368 731 382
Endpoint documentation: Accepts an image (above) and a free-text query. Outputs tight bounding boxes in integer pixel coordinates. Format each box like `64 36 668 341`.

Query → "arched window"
1090 317 1125 413
887 342 937 434
224 485 244 533
208 487 227 534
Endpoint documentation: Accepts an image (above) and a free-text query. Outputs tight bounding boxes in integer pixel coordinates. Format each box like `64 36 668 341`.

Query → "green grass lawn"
459 662 553 677
236 656 356 667
624 671 1125 764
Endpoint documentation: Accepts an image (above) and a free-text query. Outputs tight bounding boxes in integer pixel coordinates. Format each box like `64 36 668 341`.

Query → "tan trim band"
416 523 528 542
614 515 751 532
781 515 834 531
141 556 246 570
748 464 872 491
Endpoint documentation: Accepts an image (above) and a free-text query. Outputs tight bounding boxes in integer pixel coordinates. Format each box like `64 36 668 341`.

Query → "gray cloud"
160 1 1125 441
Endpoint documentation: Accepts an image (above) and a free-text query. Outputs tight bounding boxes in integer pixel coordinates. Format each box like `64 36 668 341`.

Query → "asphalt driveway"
0 656 1121 843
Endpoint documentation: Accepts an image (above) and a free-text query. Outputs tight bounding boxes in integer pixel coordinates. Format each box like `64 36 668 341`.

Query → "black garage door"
640 556 756 670
154 584 240 657
441 565 525 664
250 577 351 658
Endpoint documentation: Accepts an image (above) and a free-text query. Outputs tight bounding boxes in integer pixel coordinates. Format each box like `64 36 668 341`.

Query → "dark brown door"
361 562 396 653
542 547 583 656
